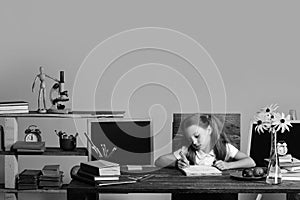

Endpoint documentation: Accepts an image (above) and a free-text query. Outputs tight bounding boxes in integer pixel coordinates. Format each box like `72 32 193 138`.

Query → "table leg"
287 193 300 200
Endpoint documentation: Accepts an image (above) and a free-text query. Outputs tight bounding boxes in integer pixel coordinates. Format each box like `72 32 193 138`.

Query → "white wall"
1 1 300 200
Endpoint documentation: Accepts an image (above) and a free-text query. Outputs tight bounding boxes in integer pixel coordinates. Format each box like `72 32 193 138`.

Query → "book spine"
77 169 119 181
71 172 96 186
0 109 29 114
0 106 29 110
80 163 100 176
0 102 28 106
77 168 96 181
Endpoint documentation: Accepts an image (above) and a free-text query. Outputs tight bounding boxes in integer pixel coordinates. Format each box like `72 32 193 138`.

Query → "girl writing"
155 114 255 170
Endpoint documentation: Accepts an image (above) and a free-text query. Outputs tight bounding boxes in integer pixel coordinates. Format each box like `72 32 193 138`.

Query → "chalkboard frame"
88 118 153 166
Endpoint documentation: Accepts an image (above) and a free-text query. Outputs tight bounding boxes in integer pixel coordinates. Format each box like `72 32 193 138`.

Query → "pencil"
138 174 155 182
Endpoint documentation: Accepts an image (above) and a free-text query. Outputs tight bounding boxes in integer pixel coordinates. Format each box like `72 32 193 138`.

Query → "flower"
254 104 292 134
260 104 279 114
273 113 292 133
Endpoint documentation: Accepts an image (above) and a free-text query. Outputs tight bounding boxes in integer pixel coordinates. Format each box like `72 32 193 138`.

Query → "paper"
181 165 222 176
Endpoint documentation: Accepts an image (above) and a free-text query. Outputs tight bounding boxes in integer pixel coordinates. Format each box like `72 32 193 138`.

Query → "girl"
155 114 255 170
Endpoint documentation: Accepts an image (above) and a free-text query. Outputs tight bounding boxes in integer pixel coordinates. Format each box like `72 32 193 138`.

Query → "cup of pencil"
56 130 78 151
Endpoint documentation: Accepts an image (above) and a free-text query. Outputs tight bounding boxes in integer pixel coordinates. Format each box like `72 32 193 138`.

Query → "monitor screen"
89 119 153 165
249 121 300 167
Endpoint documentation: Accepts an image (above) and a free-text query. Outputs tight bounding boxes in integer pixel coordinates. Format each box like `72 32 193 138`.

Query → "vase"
266 131 282 184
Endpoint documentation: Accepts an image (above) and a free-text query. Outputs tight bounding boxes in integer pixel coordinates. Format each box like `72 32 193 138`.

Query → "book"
282 170 300 181
279 154 293 163
14 149 45 153
71 172 136 187
264 156 300 168
39 180 63 187
0 105 29 110
18 169 41 178
0 109 29 114
0 101 29 114
180 165 222 176
77 168 119 181
282 176 300 181
18 183 39 190
39 175 63 181
280 157 300 168
42 165 60 176
0 101 29 106
18 169 41 189
282 166 300 172
80 160 121 176
12 141 45 150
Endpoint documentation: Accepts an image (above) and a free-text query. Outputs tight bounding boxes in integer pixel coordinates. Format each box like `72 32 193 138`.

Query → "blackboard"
249 121 300 167
90 119 153 165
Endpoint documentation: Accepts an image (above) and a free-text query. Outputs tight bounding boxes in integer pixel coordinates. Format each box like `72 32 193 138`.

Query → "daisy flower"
260 104 279 114
254 104 292 134
273 113 292 133
254 112 271 134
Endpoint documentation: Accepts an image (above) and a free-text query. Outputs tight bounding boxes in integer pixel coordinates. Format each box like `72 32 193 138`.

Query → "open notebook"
181 165 222 176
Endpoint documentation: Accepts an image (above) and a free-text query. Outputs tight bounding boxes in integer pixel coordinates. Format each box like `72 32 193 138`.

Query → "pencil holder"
55 130 78 151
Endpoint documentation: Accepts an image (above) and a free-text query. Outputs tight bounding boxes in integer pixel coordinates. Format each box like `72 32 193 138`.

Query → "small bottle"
289 109 297 120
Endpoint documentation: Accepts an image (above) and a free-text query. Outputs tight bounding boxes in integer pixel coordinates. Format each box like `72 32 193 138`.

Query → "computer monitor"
249 120 300 167
88 118 153 166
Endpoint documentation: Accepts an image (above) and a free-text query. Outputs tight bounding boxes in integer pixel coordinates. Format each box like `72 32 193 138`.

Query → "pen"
179 151 189 164
137 174 155 182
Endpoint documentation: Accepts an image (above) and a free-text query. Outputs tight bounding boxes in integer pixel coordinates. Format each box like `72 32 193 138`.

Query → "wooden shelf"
0 184 67 193
0 111 124 118
0 147 88 156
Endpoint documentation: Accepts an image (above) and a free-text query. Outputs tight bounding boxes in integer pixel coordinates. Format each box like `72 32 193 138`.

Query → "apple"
253 167 265 177
242 168 254 177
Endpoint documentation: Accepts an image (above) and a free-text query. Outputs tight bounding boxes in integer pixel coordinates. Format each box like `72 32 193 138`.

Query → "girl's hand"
177 151 190 169
177 159 190 169
214 160 229 170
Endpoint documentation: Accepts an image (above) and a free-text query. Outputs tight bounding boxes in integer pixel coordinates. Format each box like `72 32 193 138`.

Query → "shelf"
0 147 88 156
0 184 67 193
0 111 124 118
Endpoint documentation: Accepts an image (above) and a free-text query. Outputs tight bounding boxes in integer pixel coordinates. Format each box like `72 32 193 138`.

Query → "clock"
277 140 288 156
24 125 42 142
70 165 80 178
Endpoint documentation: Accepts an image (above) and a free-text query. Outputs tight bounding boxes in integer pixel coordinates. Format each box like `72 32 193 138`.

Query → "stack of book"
72 160 138 186
12 141 46 153
0 101 29 114
39 165 63 189
18 169 41 190
280 155 300 181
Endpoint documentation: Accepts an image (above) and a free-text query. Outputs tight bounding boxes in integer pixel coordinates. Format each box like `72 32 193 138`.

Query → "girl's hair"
181 114 232 164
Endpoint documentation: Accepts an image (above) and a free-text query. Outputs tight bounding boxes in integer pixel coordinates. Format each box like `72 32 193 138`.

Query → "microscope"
48 71 70 114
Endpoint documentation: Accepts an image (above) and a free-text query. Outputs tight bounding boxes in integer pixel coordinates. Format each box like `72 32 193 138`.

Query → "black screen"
90 120 152 165
250 122 300 167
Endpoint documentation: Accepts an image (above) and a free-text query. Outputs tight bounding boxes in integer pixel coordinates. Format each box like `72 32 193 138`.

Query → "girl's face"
185 125 212 151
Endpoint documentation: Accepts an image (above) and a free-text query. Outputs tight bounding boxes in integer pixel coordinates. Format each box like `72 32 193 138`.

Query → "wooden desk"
67 167 300 200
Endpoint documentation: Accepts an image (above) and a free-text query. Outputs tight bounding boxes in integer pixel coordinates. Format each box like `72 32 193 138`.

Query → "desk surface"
67 167 300 194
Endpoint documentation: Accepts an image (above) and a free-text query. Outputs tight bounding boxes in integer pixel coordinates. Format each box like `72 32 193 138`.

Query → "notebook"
180 165 222 176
